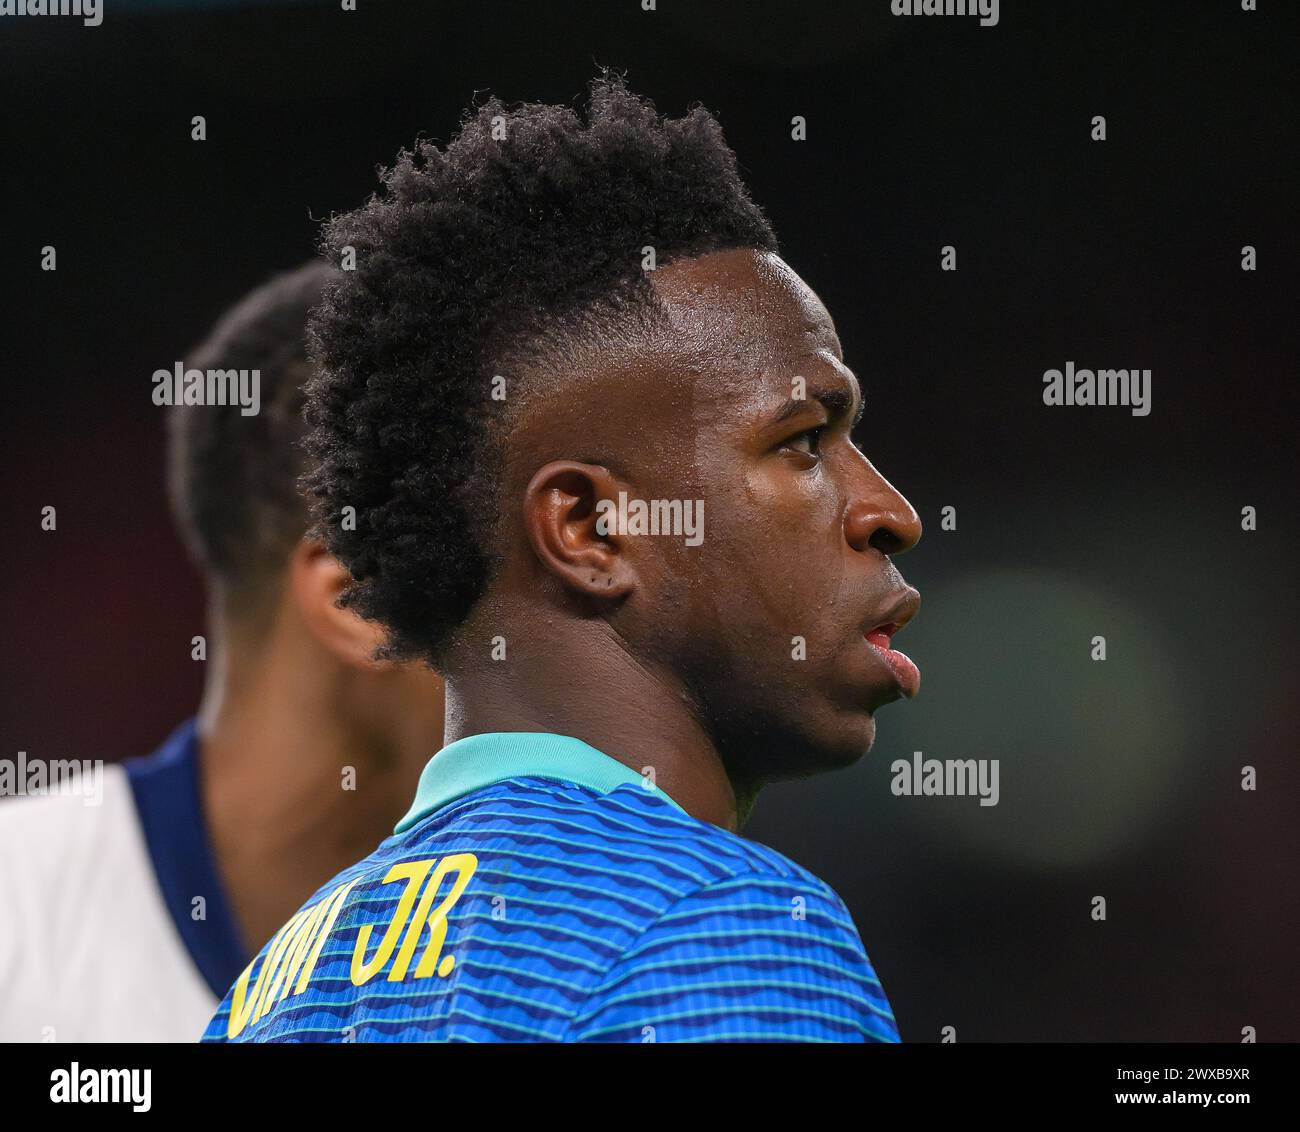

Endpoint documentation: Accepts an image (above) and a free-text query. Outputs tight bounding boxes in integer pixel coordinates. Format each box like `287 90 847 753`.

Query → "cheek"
736 468 845 604
685 486 846 652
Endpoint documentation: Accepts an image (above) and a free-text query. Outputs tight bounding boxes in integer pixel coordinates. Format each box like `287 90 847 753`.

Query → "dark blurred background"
1 0 1296 1040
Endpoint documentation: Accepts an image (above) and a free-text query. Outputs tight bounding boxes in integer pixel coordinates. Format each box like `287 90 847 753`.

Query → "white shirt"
0 722 242 1042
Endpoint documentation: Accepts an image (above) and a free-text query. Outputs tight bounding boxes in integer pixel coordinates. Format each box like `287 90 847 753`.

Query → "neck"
445 616 741 830
196 604 436 951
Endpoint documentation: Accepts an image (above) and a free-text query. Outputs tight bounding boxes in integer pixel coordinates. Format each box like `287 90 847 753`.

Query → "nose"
843 468 922 557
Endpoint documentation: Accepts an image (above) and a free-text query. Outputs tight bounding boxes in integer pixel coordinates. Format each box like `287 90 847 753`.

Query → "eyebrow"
772 385 864 428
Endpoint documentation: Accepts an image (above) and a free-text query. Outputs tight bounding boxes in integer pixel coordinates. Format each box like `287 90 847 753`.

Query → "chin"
827 716 877 768
717 696 878 784
781 712 877 777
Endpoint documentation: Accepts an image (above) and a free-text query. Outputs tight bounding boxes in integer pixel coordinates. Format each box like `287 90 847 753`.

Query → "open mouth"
864 621 921 699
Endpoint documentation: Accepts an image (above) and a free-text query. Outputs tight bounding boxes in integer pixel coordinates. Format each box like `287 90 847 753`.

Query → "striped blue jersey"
201 732 899 1043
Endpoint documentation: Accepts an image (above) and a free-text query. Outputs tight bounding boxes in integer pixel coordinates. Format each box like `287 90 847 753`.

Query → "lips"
863 588 921 699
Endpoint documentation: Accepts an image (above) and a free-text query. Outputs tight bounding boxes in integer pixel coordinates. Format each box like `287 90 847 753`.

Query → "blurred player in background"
0 262 445 1041
206 77 921 1044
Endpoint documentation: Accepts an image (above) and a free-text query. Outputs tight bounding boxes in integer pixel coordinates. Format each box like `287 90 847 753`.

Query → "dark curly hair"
303 75 778 666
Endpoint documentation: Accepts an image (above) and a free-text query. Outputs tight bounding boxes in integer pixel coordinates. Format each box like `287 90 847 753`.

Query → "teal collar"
395 731 686 833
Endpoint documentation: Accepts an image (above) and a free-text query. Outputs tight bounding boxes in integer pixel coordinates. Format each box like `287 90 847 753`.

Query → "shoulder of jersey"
390 775 841 906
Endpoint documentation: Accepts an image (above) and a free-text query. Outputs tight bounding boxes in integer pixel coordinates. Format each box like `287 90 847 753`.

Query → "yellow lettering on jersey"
294 878 355 993
391 853 477 981
251 905 316 1021
227 909 305 1037
225 959 264 1040
350 859 437 985
255 898 329 1021
351 854 478 986
225 877 356 1039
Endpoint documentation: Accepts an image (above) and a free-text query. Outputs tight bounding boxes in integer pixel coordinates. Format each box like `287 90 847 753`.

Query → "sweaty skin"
442 248 921 832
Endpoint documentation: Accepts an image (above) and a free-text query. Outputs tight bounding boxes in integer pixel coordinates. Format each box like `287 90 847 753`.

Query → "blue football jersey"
202 732 899 1043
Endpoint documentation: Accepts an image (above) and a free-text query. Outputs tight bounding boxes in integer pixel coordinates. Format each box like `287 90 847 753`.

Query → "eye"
783 425 826 458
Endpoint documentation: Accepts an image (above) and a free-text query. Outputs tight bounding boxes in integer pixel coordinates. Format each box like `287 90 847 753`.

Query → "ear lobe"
289 539 391 668
523 461 636 599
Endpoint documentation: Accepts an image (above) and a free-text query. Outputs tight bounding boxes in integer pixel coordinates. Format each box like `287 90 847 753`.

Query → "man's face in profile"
514 248 922 785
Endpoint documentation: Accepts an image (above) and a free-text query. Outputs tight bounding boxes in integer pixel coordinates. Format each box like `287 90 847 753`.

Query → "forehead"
496 249 855 485
650 249 848 409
